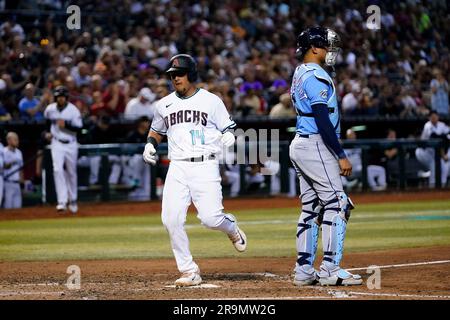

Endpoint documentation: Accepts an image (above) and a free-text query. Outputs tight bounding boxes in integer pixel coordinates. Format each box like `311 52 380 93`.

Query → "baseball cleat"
56 203 67 213
293 273 319 286
174 270 202 287
318 268 362 286
68 202 78 214
228 226 247 252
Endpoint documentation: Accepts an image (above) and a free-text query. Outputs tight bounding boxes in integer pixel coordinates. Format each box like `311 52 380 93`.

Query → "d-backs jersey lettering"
151 88 236 160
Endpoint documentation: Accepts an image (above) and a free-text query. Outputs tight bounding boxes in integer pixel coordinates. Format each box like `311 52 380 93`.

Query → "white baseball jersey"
0 143 4 174
150 88 236 160
0 144 4 206
124 98 155 120
44 102 82 143
421 120 449 140
3 147 23 182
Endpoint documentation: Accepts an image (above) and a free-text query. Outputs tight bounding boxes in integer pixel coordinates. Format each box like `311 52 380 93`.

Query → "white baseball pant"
51 140 78 205
3 181 22 208
162 159 238 274
415 148 449 186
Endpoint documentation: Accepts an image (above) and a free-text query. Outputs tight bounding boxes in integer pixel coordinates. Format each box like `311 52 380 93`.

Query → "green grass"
1 200 450 262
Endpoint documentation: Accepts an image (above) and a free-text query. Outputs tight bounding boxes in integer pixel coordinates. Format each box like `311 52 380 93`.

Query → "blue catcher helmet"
296 26 341 66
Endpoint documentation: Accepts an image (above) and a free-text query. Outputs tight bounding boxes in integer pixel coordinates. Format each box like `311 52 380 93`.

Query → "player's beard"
177 86 188 96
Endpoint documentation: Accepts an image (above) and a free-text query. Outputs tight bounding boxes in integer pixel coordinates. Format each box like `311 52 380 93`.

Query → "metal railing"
41 138 445 204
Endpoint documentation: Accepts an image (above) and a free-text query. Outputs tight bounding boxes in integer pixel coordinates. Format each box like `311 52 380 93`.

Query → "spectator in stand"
124 87 156 121
102 80 129 118
0 79 12 121
430 69 449 116
269 93 295 118
358 87 378 116
18 83 45 121
267 79 288 110
342 83 360 115
71 62 92 88
238 82 264 116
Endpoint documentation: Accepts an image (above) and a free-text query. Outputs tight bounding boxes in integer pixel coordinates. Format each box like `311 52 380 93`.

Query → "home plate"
165 284 221 289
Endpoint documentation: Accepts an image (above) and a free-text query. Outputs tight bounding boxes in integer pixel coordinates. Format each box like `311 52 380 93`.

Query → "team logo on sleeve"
320 89 328 99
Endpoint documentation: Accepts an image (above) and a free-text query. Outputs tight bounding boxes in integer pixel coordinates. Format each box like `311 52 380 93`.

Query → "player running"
44 86 83 213
143 54 247 287
289 27 362 286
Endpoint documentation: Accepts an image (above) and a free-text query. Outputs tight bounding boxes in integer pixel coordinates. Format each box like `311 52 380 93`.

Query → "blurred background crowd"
0 0 449 123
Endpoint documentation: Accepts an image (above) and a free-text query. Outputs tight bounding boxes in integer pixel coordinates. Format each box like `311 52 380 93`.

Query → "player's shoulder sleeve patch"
319 89 328 99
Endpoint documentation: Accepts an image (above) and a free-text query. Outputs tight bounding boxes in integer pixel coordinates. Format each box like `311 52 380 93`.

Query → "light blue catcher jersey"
290 63 340 137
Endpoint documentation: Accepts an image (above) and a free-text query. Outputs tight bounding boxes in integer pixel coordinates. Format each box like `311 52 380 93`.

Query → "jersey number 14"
190 129 205 145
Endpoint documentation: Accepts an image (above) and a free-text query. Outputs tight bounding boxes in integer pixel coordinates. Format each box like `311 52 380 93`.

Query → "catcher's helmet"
296 26 341 66
53 85 69 98
166 54 198 82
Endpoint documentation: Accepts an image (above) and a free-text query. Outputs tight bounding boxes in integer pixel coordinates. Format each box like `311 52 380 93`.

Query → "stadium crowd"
0 0 449 123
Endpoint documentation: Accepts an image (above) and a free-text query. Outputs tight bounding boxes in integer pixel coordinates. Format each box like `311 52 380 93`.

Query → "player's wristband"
147 137 158 148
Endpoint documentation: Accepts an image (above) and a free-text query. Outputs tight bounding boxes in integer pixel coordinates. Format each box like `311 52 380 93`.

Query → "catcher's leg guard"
295 197 322 271
321 193 354 266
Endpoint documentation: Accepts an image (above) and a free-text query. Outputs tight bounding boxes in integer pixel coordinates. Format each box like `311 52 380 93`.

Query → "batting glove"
143 143 157 165
221 131 235 147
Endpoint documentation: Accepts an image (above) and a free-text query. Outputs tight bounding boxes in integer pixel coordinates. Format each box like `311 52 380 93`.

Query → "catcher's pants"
3 181 22 208
162 159 237 274
290 134 351 274
51 140 78 205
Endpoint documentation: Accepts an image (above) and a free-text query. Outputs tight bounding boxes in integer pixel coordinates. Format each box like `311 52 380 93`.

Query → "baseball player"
415 111 450 187
2 132 23 209
44 86 83 213
143 54 247 287
289 27 362 286
0 141 4 208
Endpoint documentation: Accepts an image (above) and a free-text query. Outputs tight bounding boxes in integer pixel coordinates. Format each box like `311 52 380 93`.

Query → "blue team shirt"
19 97 44 120
290 63 340 137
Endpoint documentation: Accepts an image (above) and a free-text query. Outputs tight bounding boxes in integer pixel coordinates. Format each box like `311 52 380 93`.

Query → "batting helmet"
296 26 341 66
166 54 198 82
53 86 69 98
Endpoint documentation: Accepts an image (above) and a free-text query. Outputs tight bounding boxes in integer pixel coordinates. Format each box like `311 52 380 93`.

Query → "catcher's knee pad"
296 198 322 266
338 192 355 222
323 192 354 222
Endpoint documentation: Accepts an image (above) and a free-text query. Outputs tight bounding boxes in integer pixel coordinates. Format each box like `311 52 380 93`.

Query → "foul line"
348 291 450 299
0 291 64 296
347 259 450 271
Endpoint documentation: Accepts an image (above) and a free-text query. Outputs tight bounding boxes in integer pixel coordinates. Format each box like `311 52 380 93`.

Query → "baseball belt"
179 154 217 162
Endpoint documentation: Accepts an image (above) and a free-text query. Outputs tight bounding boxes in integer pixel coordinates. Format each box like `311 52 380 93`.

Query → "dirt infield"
1 246 449 300
1 189 450 221
1 190 450 300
